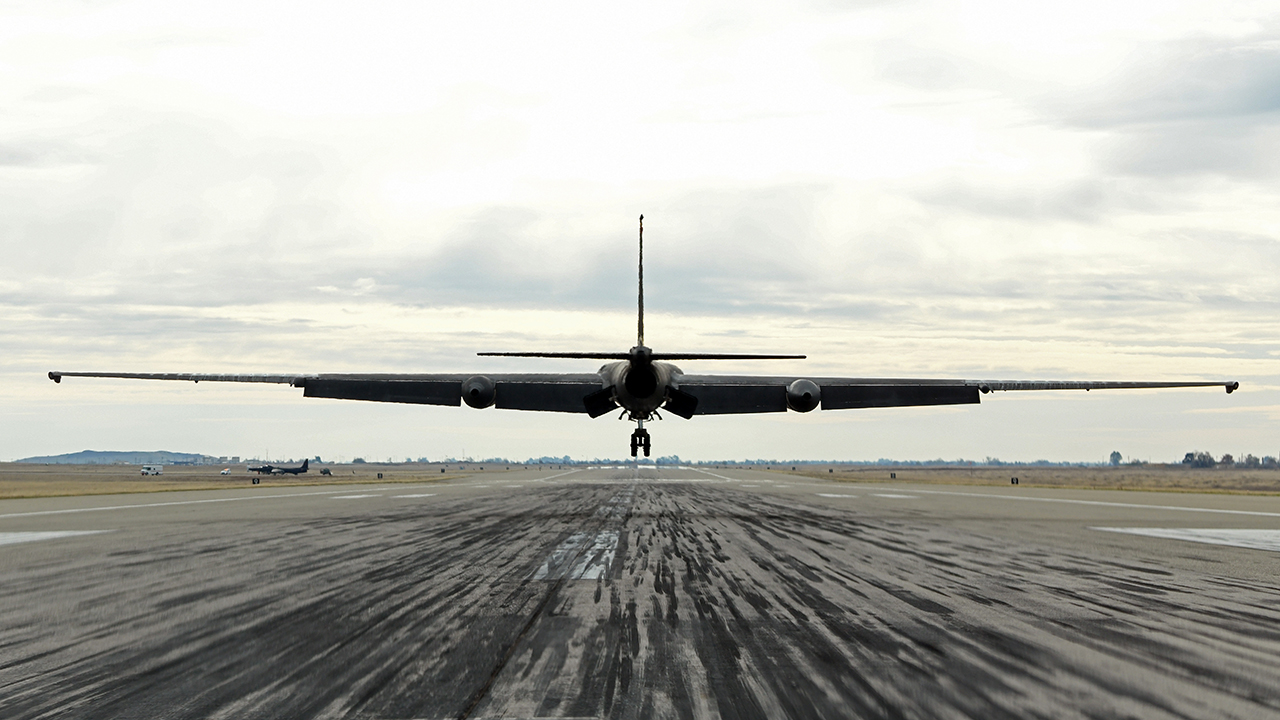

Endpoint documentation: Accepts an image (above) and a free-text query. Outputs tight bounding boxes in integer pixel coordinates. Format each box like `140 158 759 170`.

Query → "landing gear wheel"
631 428 650 459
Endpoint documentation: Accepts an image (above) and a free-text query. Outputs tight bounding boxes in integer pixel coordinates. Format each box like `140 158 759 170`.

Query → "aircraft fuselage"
600 347 683 420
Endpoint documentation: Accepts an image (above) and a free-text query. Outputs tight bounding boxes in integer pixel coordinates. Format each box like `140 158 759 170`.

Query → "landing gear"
630 427 651 458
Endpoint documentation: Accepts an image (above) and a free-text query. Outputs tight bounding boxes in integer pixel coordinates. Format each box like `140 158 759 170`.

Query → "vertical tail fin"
637 214 644 347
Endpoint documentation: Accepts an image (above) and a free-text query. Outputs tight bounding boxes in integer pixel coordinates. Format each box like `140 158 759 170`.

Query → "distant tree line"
1182 452 1278 469
310 453 1279 468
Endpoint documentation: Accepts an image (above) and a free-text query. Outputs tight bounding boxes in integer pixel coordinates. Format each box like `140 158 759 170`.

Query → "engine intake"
786 379 821 412
462 376 496 408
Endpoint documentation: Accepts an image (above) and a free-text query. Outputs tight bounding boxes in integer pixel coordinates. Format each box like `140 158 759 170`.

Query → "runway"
2 466 1279 719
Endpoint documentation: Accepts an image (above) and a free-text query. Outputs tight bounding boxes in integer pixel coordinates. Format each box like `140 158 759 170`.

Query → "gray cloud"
1094 120 1280 178
1052 36 1280 179
871 32 1280 180
910 177 1147 223
1063 41 1280 128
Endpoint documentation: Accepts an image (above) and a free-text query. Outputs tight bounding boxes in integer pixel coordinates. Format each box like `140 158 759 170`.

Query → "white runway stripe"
393 493 437 498
872 494 918 499
816 493 858 498
881 488 1280 518
0 488 394 519
532 530 620 581
1094 528 1280 553
330 495 381 500
0 531 108 547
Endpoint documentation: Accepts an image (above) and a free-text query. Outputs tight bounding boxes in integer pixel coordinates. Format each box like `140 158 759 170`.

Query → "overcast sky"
2 0 1277 463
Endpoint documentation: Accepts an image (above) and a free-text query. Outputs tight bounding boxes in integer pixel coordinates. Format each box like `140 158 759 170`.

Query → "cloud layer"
1 0 1276 461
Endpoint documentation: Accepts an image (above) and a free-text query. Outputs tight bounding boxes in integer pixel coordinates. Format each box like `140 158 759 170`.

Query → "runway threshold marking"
0 531 108 547
1094 528 1280 553
874 488 1280 518
0 488 395 519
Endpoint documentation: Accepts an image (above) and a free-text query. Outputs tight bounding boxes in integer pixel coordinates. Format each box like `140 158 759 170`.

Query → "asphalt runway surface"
2 467 1279 719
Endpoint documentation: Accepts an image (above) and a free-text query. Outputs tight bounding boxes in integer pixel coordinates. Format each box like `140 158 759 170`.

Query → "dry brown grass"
0 463 478 499
9 462 1278 499
772 464 1280 495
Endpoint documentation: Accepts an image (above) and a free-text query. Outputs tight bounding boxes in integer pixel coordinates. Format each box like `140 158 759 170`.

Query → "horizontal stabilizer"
479 352 805 360
479 352 630 359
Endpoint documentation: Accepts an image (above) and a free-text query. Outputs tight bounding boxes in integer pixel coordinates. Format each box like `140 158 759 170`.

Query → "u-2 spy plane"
49 216 1237 457
248 459 309 476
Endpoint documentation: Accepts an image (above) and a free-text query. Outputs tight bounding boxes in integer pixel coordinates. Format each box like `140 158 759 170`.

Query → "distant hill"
14 450 218 465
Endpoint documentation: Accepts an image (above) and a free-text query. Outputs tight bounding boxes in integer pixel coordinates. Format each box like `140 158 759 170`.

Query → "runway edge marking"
867 487 1280 518
1093 527 1280 553
0 530 110 547
0 488 394 519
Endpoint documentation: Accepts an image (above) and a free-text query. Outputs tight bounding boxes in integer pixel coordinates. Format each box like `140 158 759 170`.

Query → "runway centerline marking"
1094 528 1280 553
0 531 109 547
393 493 437 498
0 488 396 519
872 493 918 499
532 529 621 581
692 468 736 482
816 493 858 498
330 495 381 500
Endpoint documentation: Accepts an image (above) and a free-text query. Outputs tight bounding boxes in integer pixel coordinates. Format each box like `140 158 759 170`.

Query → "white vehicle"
219 468 231 475
140 465 162 476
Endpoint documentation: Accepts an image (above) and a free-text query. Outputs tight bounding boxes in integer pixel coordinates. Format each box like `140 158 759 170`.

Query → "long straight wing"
49 370 1237 416
48 371 608 414
673 375 1239 415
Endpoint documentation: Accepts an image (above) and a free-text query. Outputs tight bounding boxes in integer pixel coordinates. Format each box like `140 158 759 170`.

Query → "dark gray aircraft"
248 459 309 476
49 217 1237 457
